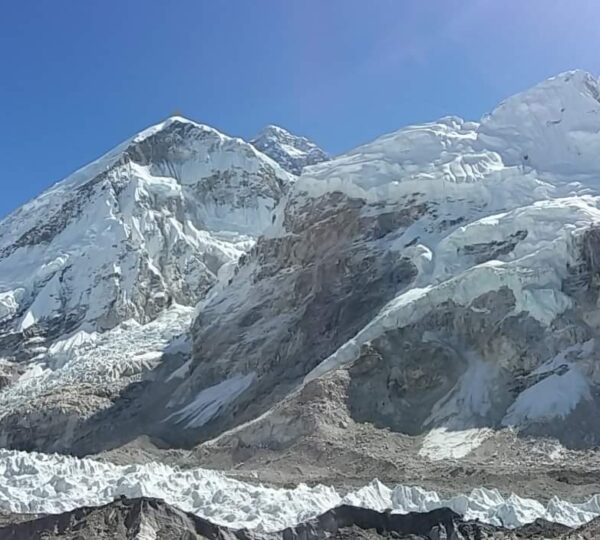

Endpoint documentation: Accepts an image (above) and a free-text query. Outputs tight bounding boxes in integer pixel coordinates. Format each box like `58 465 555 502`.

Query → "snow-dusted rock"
0 116 291 353
175 71 600 452
251 124 329 175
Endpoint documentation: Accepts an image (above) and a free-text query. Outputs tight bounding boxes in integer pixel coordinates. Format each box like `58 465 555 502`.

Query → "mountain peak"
0 111 293 360
257 124 290 135
251 124 328 175
131 115 222 144
477 69 600 175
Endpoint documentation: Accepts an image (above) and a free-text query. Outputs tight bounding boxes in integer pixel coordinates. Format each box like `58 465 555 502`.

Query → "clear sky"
2 0 600 218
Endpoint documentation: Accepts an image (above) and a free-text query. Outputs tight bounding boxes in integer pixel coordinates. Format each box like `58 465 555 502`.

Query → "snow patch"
20 274 63 331
420 428 494 460
166 373 255 428
0 289 23 322
426 356 499 426
502 366 591 425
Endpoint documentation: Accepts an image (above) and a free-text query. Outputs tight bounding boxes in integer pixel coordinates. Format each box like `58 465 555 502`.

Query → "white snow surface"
503 366 590 425
0 450 598 531
420 428 494 460
478 70 600 175
291 71 600 204
502 342 595 426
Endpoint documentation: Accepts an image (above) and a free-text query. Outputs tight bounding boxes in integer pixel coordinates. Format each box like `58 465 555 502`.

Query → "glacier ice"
0 450 596 531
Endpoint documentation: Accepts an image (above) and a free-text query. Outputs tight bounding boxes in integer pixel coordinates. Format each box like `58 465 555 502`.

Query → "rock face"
251 124 329 175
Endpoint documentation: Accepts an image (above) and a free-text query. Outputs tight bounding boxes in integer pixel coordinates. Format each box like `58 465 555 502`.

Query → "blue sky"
1 0 600 217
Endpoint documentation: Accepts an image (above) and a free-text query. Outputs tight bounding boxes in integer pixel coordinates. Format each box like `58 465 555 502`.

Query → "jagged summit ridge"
251 124 329 174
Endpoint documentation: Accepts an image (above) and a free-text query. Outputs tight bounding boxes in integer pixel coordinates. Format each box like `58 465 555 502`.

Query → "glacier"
0 449 597 531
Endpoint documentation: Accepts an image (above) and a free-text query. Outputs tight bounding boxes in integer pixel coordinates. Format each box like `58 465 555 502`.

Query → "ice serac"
0 497 593 539
170 71 600 456
0 115 292 451
251 124 329 175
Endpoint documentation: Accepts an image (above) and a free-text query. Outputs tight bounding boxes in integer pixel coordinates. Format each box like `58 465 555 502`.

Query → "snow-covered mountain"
2 70 600 463
0 116 291 345
0 116 293 450
251 124 329 174
172 70 600 454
